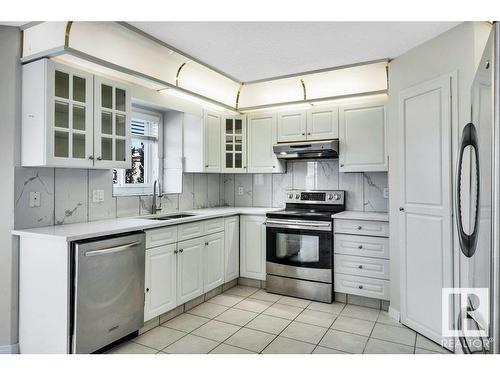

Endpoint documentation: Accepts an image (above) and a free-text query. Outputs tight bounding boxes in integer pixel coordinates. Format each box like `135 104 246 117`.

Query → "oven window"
276 233 319 263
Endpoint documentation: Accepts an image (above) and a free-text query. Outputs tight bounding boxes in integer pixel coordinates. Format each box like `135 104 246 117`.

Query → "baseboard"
0 343 19 354
388 306 400 322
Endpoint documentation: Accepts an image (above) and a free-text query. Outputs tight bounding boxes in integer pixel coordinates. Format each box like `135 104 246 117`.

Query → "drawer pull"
205 242 209 246
174 250 178 254
358 245 363 249
179 249 183 253
358 265 363 269
358 285 363 289
357 226 362 230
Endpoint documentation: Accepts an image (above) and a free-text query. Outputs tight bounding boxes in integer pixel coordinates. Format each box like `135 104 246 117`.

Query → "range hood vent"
273 140 339 160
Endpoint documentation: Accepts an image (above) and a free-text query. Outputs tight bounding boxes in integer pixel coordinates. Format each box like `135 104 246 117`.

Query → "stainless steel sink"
147 213 197 221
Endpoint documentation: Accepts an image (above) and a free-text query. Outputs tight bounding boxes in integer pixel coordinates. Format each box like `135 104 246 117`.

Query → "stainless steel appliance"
265 190 345 303
455 23 500 354
71 232 145 354
273 140 339 160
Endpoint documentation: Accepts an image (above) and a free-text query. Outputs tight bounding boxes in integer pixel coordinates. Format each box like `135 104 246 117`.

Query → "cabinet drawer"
145 226 178 248
334 273 390 300
204 218 224 235
334 234 389 259
334 254 390 280
178 221 204 241
334 219 389 237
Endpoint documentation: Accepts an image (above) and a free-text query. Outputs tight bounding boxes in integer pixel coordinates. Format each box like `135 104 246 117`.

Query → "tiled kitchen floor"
107 286 451 354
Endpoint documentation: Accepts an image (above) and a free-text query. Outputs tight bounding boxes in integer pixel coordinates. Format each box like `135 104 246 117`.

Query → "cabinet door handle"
174 250 178 254
88 155 94 160
205 165 209 168
358 285 363 289
399 207 405 212
179 249 183 253
307 132 311 135
358 265 363 269
146 288 150 293
358 245 363 249
357 226 362 230
205 242 209 246
97 156 102 161
301 133 305 136
340 164 344 167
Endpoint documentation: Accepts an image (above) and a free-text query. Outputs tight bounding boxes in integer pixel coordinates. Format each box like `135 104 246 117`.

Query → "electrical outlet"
237 186 244 195
383 187 389 199
93 189 105 203
29 192 41 208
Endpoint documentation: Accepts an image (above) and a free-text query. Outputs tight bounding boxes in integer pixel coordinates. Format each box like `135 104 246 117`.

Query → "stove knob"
333 193 341 201
295 194 300 200
327 194 334 200
287 193 293 199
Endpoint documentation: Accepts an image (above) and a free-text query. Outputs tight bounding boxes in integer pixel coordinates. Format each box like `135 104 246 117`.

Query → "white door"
204 232 225 292
399 74 454 349
224 216 240 282
240 215 266 281
222 116 247 173
93 76 131 169
306 106 339 140
144 244 177 321
204 111 222 172
47 61 94 168
247 113 285 173
177 238 204 304
339 101 387 172
277 110 307 142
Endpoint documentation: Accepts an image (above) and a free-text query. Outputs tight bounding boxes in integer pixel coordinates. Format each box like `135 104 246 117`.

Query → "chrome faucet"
152 180 163 215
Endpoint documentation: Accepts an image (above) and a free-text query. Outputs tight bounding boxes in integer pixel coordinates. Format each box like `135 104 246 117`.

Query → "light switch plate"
237 186 244 195
93 189 105 203
383 188 389 199
29 192 41 207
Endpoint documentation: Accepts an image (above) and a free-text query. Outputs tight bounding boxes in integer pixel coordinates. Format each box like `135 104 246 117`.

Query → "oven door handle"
265 219 332 231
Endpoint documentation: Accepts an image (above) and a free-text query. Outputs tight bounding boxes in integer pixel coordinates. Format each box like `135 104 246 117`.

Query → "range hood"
273 140 339 160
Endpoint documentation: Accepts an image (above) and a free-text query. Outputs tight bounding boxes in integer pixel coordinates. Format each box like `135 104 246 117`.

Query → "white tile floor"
107 286 452 354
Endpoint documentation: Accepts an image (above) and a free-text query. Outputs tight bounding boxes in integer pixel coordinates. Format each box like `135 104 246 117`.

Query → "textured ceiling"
129 21 461 82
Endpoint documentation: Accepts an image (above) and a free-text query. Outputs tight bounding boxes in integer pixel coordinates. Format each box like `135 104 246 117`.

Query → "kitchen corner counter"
12 206 281 242
332 210 389 222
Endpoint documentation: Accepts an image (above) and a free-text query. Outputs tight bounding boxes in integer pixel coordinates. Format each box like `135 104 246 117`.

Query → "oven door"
266 218 332 282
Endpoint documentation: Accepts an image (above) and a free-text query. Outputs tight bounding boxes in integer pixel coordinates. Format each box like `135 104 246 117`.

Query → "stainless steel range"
265 190 345 303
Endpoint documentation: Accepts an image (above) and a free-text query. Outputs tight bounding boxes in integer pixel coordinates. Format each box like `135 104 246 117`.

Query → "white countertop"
332 210 389 222
12 207 281 242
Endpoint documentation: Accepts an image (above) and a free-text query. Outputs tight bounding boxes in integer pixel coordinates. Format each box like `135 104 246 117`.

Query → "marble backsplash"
13 159 388 230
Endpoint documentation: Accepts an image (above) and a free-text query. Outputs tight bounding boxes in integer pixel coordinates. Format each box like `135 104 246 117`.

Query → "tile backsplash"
13 159 388 230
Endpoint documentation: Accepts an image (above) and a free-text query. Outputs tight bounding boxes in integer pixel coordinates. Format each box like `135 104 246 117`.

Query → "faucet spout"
152 180 163 214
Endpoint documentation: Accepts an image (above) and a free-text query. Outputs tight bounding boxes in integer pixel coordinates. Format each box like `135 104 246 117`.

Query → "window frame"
113 107 162 196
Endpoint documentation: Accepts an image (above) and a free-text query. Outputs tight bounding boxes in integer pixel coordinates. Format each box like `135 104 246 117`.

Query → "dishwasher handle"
84 241 141 257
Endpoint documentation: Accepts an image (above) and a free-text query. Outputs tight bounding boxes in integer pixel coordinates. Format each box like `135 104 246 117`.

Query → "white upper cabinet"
276 107 339 143
22 59 131 169
306 106 339 140
93 76 131 169
277 110 307 142
183 111 222 173
247 112 285 173
222 116 247 173
22 59 94 168
339 100 388 172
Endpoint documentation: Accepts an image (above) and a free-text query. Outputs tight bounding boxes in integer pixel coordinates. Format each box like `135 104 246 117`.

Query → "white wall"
387 22 491 313
0 26 22 353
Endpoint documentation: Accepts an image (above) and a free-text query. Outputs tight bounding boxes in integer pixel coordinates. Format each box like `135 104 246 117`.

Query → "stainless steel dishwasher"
71 232 145 354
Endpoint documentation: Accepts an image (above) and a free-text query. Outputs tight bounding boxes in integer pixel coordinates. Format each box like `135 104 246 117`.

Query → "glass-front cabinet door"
222 116 247 173
94 76 131 169
48 63 94 167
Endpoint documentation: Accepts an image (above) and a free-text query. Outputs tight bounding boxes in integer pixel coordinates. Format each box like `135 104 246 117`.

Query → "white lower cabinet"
176 237 204 305
203 232 225 292
224 216 240 282
240 215 267 281
144 244 177 321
